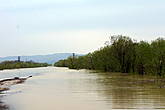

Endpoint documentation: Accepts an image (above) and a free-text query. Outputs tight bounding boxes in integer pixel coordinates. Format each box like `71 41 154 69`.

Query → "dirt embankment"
0 76 32 109
0 76 32 92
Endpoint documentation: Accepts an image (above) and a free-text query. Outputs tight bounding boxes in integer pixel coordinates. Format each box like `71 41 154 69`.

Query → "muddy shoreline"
0 76 32 110
0 76 32 92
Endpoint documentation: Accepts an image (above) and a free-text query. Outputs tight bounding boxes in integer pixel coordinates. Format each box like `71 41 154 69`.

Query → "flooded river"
1 67 165 110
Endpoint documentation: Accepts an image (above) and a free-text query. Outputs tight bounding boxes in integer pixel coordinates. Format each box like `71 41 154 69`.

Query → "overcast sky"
0 0 165 57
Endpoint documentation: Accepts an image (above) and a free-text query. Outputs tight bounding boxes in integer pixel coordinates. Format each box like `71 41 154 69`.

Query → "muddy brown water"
0 67 165 110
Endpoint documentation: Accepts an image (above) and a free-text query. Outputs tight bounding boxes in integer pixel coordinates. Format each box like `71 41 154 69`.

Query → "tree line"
55 35 165 76
0 61 49 70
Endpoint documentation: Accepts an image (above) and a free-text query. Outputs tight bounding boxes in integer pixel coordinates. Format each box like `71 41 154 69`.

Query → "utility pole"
72 53 75 59
18 56 21 62
71 53 75 69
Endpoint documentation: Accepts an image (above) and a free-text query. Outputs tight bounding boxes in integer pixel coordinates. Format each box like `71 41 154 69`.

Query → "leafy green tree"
134 41 152 75
54 36 165 76
151 38 165 76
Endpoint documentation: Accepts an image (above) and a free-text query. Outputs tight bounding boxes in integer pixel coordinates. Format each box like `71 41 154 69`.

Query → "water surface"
1 67 165 110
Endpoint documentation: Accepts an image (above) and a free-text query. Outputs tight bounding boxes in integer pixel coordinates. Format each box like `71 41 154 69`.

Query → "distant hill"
0 53 83 64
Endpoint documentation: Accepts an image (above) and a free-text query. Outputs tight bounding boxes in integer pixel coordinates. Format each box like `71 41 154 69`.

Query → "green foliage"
54 36 165 76
0 61 49 70
134 41 152 75
151 38 165 76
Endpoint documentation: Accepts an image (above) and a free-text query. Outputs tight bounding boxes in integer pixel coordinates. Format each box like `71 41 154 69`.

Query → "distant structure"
18 56 21 62
72 53 75 58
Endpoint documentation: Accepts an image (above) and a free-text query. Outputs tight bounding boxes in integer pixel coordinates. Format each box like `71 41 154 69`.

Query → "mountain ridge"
0 53 83 64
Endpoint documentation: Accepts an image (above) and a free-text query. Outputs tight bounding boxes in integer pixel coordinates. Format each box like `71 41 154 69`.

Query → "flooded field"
0 67 165 110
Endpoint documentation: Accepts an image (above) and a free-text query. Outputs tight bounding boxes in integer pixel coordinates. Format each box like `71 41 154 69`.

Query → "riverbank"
94 71 165 89
0 76 31 110
0 76 32 92
55 36 165 76
0 61 49 71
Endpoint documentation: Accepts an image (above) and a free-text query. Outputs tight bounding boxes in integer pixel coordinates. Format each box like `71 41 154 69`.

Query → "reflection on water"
0 96 8 110
1 67 165 110
95 73 165 110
